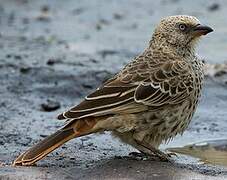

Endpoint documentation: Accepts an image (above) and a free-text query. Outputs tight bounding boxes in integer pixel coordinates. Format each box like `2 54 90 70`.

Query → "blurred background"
0 0 227 179
1 0 227 65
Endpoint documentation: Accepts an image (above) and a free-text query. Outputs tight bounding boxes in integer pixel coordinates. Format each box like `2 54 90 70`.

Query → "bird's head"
151 15 213 50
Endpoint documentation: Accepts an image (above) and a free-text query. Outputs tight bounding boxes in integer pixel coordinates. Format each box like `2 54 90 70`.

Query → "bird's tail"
13 118 99 166
13 128 77 166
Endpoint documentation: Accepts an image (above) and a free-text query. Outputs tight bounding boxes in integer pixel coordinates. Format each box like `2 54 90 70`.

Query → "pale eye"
179 24 187 31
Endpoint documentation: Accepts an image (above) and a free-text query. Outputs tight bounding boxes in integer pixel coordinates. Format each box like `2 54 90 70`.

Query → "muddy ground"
0 0 227 179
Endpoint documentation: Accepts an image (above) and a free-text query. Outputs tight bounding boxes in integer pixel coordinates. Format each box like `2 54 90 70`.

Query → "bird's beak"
192 24 213 36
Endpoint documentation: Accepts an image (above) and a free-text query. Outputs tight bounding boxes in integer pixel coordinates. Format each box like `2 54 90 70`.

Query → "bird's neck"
148 38 196 59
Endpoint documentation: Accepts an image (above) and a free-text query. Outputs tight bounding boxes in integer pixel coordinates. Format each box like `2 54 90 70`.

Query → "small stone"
72 8 84 15
20 66 31 74
99 19 110 25
41 5 49 13
82 83 93 89
114 155 123 159
113 13 124 20
98 50 118 58
208 3 220 11
14 55 22 60
47 58 55 65
41 99 61 112
87 142 93 146
36 5 50 22
6 54 12 58
40 134 48 138
95 23 102 31
90 58 98 63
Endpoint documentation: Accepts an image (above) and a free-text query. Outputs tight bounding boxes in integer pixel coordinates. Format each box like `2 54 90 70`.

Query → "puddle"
167 139 227 167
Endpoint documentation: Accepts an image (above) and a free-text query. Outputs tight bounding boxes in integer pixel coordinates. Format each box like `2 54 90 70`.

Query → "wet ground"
167 139 227 167
0 0 227 179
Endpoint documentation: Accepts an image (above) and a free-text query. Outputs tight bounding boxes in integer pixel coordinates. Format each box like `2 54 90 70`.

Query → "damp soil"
0 0 227 179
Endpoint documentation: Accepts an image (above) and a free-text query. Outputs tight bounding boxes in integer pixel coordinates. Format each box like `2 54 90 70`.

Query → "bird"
13 15 213 166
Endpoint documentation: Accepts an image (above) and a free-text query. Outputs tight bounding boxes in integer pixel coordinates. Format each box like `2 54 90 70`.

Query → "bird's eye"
179 24 187 31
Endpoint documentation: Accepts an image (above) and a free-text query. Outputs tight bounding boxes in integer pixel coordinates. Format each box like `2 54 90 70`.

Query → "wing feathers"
71 88 135 112
59 85 136 120
58 57 195 123
86 86 132 100
63 96 134 119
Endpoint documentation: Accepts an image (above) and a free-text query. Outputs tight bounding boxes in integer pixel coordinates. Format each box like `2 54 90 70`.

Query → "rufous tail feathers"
13 118 98 166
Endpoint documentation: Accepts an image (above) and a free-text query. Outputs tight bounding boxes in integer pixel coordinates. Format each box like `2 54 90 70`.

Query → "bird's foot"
128 151 159 161
152 150 172 162
128 151 174 162
134 140 175 162
149 150 178 162
166 151 178 157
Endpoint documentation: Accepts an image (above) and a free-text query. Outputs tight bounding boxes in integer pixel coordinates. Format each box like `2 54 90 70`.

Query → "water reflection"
167 139 227 166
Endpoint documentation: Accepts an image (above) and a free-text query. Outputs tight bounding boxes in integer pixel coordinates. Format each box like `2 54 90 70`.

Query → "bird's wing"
134 59 194 106
58 54 194 121
58 78 142 120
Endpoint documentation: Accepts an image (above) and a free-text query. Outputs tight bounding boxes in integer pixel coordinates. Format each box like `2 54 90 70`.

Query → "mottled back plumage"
14 15 213 166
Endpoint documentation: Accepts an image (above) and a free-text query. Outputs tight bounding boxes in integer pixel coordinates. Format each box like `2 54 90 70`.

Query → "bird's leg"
134 140 172 162
112 131 173 161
